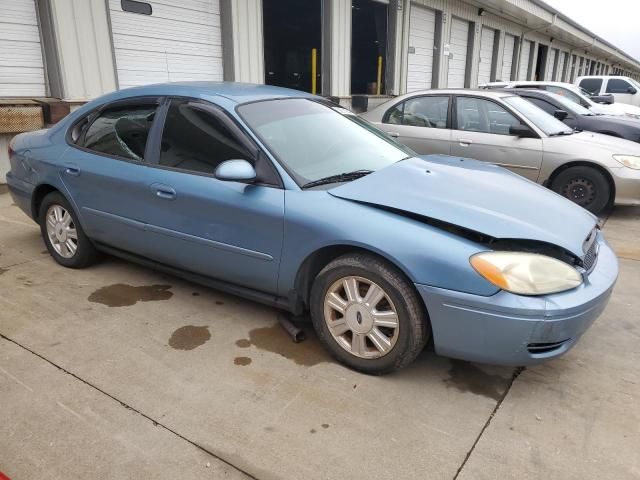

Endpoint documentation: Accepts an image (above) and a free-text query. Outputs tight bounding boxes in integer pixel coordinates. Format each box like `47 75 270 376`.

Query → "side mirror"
509 124 537 138
628 87 638 95
591 94 614 104
215 159 256 182
553 109 569 121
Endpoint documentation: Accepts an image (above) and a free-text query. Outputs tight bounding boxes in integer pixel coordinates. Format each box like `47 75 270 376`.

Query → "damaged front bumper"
416 232 618 366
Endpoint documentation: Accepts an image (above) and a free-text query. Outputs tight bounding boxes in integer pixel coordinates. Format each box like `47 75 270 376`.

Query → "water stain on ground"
0 184 8 195
234 356 252 366
215 300 224 305
88 284 173 307
443 360 511 402
235 322 331 367
168 325 211 350
0 267 7 276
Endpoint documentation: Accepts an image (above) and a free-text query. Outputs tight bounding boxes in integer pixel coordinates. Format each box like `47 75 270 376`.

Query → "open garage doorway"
535 44 548 80
263 0 322 93
351 0 388 95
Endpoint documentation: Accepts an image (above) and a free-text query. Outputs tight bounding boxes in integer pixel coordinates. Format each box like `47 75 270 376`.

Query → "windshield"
238 99 413 186
503 96 573 136
543 91 593 116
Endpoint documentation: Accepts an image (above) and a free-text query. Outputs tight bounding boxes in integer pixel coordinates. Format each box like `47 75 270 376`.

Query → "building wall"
44 0 117 101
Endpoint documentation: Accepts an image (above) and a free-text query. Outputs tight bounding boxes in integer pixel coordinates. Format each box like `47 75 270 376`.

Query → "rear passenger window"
579 78 603 95
81 105 156 161
158 100 252 175
384 96 449 128
606 79 634 94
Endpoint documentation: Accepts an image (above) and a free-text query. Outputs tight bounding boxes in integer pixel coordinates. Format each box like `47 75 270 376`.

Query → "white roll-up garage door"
0 0 46 97
109 0 223 89
477 27 494 85
547 48 557 80
500 34 516 81
556 51 566 82
518 39 531 80
447 17 469 88
406 5 436 92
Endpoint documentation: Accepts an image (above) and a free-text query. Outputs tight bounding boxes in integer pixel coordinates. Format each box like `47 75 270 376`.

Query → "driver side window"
81 104 156 161
455 97 520 135
158 100 252 175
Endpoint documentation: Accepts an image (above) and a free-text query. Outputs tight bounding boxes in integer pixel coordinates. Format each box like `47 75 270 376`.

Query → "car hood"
329 155 596 257
586 114 640 129
547 130 640 153
590 102 640 117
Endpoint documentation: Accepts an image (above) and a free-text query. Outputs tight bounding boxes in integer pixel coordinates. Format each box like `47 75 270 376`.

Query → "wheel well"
292 245 414 314
544 161 616 205
31 184 59 220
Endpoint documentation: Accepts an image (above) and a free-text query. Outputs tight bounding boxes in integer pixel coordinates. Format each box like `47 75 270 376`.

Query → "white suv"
482 80 640 119
577 76 640 107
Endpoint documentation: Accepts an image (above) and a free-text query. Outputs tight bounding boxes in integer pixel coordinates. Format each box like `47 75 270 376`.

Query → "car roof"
87 81 317 106
393 89 516 100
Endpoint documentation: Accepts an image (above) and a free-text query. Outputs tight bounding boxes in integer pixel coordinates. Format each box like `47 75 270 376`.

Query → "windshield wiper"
549 130 575 137
302 170 373 189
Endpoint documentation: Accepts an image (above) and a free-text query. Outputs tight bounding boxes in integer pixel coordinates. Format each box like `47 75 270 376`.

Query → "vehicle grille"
581 229 599 272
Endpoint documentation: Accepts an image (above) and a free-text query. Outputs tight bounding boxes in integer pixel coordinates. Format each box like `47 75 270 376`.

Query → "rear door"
59 98 162 256
450 95 543 180
140 98 285 294
377 95 452 155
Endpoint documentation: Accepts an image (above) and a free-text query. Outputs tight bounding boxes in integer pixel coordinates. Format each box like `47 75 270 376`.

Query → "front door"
141 98 284 294
377 95 452 155
59 99 161 257
450 96 543 181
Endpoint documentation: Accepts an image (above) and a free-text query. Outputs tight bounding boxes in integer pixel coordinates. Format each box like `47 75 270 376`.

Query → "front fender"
278 191 499 298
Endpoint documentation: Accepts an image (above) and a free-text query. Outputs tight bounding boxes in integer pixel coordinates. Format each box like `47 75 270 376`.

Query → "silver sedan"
361 89 640 214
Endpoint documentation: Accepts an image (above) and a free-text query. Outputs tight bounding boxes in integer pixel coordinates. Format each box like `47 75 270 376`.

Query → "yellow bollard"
376 55 383 95
311 48 318 94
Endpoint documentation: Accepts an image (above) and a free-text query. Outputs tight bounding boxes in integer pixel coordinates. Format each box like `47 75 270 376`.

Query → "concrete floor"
0 189 638 480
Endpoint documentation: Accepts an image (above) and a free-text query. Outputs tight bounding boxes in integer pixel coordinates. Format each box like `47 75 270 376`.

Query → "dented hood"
329 155 597 256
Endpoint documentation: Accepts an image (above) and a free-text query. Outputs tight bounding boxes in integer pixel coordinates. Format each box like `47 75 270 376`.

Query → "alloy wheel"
45 204 78 259
323 276 399 359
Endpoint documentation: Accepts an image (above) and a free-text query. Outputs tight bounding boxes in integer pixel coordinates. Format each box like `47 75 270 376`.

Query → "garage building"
2 0 640 178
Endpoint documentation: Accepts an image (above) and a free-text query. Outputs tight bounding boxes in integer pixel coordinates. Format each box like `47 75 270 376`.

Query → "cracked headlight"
613 154 640 170
470 252 583 295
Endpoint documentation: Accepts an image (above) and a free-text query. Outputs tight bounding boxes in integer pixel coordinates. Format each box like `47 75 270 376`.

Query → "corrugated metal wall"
47 0 117 100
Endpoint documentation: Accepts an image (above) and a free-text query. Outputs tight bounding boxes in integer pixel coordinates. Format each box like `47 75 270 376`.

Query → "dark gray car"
505 89 640 143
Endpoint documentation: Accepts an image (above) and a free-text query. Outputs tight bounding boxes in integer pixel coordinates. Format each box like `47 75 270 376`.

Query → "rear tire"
310 253 429 375
550 166 611 214
38 191 99 268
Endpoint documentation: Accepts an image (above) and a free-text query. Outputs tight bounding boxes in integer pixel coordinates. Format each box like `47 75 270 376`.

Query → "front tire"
310 253 429 374
550 166 611 214
39 191 99 268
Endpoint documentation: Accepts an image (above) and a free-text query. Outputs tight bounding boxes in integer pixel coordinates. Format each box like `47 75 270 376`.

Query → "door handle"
151 183 176 200
387 132 400 138
458 138 473 146
64 164 80 176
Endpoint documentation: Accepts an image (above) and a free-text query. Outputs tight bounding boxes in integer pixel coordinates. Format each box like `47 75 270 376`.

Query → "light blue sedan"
6 83 618 374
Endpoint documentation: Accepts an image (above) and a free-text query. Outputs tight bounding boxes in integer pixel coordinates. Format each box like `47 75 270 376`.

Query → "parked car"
482 81 640 119
361 89 640 213
576 76 640 107
7 83 617 374
504 88 640 143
